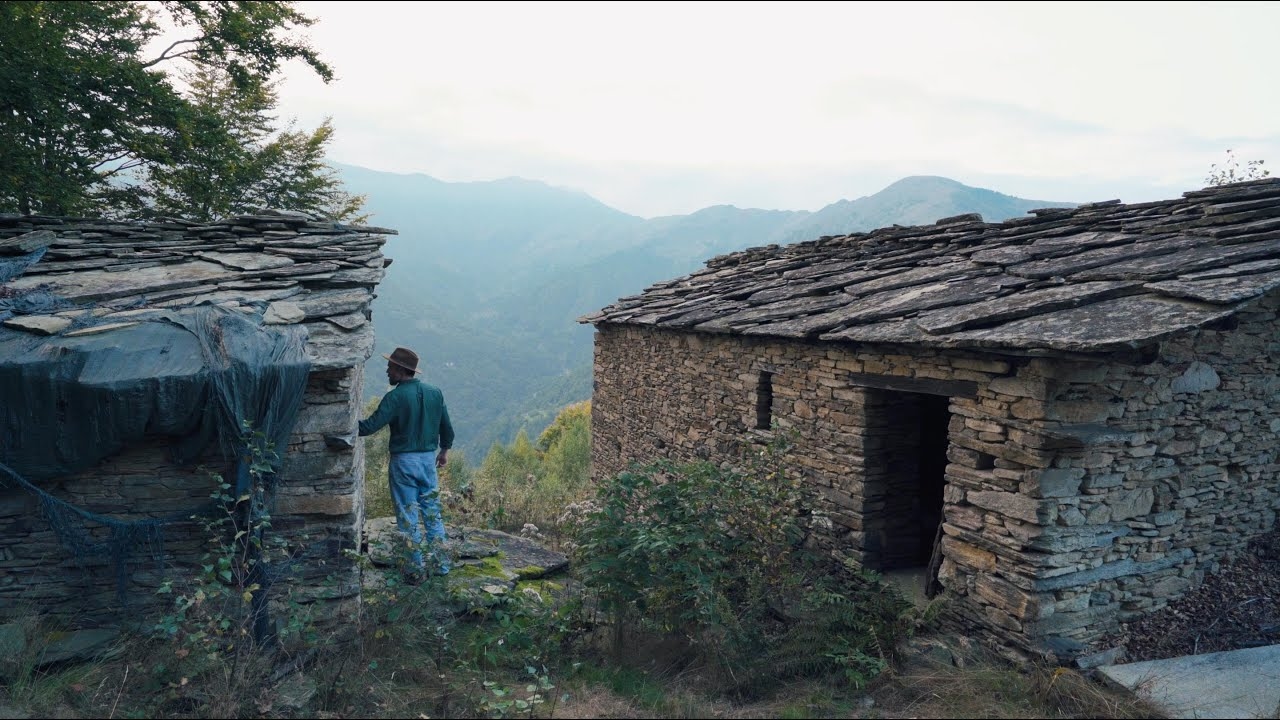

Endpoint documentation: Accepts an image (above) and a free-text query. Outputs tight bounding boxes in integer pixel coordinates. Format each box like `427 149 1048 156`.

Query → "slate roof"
580 179 1280 354
0 210 395 369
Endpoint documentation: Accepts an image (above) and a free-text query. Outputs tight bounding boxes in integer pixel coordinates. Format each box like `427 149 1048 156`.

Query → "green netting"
0 302 312 603
0 459 172 599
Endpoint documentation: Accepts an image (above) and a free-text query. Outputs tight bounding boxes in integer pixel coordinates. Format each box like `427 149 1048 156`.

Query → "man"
359 346 455 582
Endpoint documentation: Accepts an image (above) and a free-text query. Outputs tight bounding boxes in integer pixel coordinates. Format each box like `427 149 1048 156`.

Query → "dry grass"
545 631 1161 720
551 663 1158 720
2 579 1160 720
1 633 1163 720
867 657 1159 720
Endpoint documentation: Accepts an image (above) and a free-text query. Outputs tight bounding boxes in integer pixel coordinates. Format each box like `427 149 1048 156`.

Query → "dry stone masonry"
582 179 1280 662
0 210 393 633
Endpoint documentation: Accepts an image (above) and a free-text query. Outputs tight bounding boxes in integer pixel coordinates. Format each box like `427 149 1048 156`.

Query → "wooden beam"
846 372 978 397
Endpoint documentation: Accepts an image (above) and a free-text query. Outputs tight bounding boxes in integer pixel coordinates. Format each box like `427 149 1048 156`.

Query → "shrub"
150 429 311 717
572 435 912 695
1206 149 1270 186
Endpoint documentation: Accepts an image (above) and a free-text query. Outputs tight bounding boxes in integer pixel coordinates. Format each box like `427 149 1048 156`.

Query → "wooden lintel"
846 372 978 397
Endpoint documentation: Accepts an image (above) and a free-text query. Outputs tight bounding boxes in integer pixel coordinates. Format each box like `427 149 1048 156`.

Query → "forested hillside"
341 163 1074 457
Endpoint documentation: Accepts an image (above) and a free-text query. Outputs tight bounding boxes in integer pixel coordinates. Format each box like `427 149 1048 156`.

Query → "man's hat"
382 347 421 374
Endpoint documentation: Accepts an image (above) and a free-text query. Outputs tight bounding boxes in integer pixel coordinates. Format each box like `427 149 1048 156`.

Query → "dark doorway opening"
862 390 951 572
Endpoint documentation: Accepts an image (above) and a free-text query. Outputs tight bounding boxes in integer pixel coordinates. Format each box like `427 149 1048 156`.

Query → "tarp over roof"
580 179 1280 354
0 210 396 597
0 304 308 481
0 209 397 478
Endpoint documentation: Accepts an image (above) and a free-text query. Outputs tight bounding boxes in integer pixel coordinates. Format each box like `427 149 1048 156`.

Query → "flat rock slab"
362 518 573 613
948 294 1236 352
38 628 122 666
196 251 295 271
1098 644 1280 719
363 518 568 579
1 314 72 335
0 230 56 255
364 517 498 568
1146 269 1280 305
6 259 235 302
460 528 570 580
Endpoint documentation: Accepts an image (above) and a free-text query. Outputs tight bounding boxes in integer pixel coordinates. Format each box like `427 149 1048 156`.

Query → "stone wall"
943 289 1280 655
590 290 1280 657
0 439 222 627
0 211 391 637
588 322 1018 579
0 364 368 632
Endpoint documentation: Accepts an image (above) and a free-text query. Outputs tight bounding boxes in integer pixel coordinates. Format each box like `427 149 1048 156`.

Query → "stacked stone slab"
0 210 393 633
581 179 1280 661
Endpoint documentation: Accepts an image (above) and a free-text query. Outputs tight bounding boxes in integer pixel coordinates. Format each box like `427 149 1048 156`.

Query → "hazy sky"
270 0 1280 218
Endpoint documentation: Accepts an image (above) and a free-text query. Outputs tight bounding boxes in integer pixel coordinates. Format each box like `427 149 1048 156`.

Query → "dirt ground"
1100 526 1280 662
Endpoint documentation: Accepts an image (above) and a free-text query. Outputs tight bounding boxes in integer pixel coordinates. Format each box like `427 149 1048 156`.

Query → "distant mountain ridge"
779 175 1075 242
335 163 1075 458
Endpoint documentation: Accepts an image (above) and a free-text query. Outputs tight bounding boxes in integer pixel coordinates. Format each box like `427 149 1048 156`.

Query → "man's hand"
436 449 448 468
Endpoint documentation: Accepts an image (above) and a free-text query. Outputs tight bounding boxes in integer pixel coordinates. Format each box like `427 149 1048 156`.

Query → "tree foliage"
141 66 366 222
467 402 593 532
0 1 359 219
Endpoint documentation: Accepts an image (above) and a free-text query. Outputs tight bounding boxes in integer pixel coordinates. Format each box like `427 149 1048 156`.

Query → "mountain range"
336 163 1075 459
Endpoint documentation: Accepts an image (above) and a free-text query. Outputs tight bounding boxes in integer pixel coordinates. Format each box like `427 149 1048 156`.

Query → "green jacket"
358 379 455 454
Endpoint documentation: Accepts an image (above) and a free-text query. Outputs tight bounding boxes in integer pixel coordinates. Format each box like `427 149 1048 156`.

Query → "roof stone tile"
582 178 1280 353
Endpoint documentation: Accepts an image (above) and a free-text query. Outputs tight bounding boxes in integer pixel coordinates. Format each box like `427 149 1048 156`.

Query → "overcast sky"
271 0 1280 218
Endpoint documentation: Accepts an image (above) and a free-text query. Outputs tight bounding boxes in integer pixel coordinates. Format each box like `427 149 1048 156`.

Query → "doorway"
861 390 951 576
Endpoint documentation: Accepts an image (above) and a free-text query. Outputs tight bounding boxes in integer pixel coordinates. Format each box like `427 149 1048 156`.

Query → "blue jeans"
388 451 450 574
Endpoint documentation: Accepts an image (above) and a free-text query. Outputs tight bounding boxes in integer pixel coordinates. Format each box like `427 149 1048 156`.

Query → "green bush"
572 435 911 695
1206 149 1270 186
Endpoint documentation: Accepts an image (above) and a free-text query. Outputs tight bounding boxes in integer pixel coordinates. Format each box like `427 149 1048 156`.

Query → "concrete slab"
1098 644 1280 719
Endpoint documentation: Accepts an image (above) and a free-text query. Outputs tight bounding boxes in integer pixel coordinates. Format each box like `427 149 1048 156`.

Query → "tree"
142 66 367 222
140 65 277 221
467 404 593 532
250 117 368 222
534 401 591 454
540 405 591 498
0 1 333 216
1206 149 1270 187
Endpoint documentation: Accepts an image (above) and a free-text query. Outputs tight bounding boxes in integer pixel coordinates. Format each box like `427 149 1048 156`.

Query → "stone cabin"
580 179 1280 660
0 211 392 635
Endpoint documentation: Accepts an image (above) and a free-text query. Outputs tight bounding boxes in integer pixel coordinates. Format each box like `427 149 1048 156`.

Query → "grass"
1 541 1162 718
866 651 1159 720
0 607 1160 719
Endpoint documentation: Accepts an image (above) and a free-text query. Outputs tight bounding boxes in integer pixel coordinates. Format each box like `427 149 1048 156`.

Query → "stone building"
581 179 1280 660
0 211 391 635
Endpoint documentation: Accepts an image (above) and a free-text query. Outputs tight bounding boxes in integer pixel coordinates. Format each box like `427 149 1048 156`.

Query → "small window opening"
755 371 774 430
